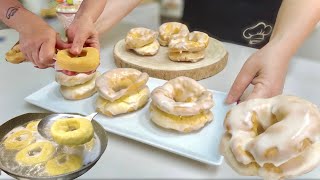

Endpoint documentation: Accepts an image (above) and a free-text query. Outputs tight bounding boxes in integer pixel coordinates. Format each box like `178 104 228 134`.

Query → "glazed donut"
4 129 35 150
168 50 205 63
96 68 149 102
56 47 100 73
60 72 100 100
96 86 150 117
151 76 214 116
45 153 83 176
133 39 160 56
150 76 214 132
50 117 94 146
220 95 320 180
158 22 189 46
168 31 209 62
55 71 96 87
15 141 56 165
5 44 26 64
169 31 209 53
26 120 41 132
125 27 158 49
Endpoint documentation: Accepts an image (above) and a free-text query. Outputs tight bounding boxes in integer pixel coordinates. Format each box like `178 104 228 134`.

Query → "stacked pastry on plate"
95 68 150 117
55 47 100 100
124 22 210 63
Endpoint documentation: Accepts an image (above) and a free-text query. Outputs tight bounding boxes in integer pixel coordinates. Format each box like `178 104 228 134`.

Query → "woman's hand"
19 21 70 68
225 42 291 104
66 15 99 55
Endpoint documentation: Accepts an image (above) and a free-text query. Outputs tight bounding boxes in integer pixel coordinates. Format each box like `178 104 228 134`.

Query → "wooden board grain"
114 38 228 80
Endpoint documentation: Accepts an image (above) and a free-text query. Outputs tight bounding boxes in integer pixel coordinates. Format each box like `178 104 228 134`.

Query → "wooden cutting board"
114 38 228 80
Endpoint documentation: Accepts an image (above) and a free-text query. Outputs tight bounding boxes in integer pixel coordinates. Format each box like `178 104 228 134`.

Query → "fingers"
56 35 71 50
39 40 56 67
225 61 257 104
69 32 88 55
31 45 47 69
246 83 270 100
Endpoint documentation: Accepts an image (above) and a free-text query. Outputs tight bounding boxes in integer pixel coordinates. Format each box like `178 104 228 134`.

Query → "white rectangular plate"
25 77 233 165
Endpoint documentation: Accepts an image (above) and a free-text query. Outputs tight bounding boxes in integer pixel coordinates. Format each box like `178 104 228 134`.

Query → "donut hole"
111 77 136 92
66 122 80 132
15 134 29 142
28 147 42 157
67 50 88 58
57 155 67 164
112 84 129 92
172 88 197 103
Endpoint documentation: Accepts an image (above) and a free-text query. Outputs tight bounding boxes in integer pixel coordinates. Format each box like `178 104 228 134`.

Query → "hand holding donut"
226 43 290 104
18 20 70 68
66 15 100 55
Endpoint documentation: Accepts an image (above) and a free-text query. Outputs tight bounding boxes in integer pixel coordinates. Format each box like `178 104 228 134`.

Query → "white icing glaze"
60 72 100 100
151 76 214 116
169 31 209 53
125 28 158 49
55 72 95 87
133 40 160 56
95 68 149 102
159 22 189 46
224 95 320 179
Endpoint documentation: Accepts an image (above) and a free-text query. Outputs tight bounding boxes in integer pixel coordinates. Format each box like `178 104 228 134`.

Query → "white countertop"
1 21 320 179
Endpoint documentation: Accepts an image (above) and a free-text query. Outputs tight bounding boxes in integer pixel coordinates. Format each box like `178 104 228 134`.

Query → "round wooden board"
114 38 228 80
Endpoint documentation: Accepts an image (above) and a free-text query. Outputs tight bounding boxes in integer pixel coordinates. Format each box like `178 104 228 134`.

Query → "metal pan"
0 113 108 180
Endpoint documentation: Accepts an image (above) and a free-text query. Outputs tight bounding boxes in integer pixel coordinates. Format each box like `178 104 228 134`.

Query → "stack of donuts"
150 76 214 132
125 27 160 56
95 68 150 117
55 47 100 100
220 95 320 180
124 22 210 62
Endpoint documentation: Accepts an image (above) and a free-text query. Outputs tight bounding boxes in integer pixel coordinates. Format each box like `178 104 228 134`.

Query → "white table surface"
1 21 320 179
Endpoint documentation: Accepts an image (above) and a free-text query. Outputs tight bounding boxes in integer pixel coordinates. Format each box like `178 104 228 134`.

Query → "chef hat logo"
243 22 272 45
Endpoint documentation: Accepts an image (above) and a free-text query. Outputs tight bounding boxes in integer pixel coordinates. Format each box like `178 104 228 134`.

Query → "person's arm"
0 0 68 68
226 0 320 104
95 0 142 34
66 0 108 55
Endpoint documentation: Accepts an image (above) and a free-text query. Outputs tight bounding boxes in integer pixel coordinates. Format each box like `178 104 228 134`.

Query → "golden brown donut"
56 47 99 73
5 44 26 64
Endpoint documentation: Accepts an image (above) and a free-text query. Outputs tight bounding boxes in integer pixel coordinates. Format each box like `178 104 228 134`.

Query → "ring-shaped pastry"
125 27 158 49
151 76 214 116
221 95 320 180
4 129 35 150
56 47 99 73
50 117 94 146
96 68 149 102
15 141 56 165
158 22 189 46
45 153 83 176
